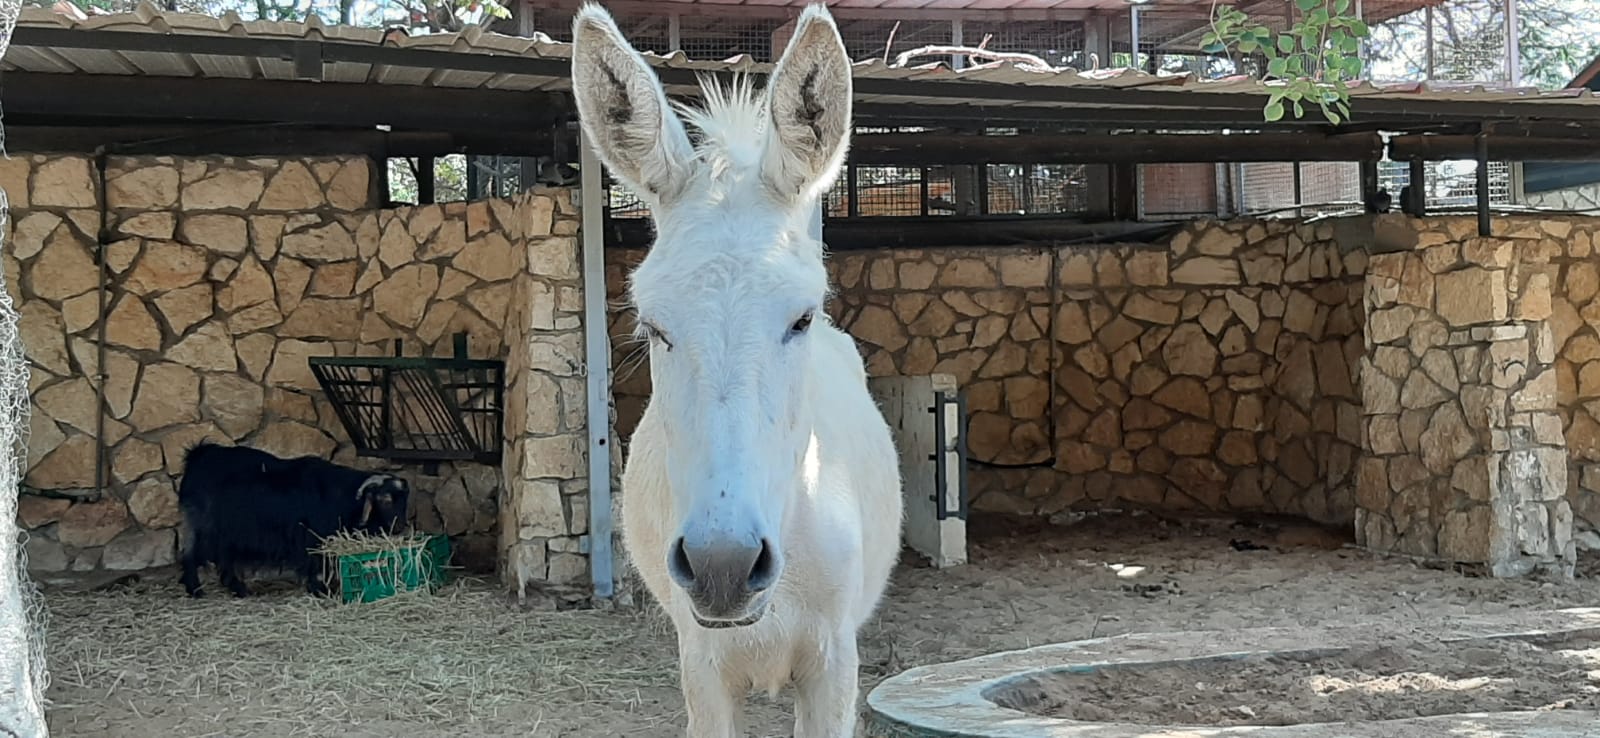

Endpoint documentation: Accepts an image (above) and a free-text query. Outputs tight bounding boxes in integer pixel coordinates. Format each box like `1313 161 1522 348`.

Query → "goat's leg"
179 545 204 598
678 636 742 738
794 630 860 738
304 555 331 597
218 555 251 598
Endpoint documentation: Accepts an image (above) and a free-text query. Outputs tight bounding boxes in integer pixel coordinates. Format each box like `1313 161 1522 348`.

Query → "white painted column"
579 137 615 600
1505 0 1520 86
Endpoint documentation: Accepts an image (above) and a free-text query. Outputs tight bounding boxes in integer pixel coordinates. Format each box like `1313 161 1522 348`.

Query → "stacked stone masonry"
612 218 1363 526
1524 184 1600 215
7 153 587 583
610 214 1600 573
1354 215 1597 575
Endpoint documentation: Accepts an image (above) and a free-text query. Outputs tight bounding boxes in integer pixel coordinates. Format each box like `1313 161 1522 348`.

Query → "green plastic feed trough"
334 534 451 604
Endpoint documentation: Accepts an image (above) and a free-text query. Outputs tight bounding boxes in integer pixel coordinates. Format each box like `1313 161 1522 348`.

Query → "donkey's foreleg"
679 643 743 738
793 631 860 738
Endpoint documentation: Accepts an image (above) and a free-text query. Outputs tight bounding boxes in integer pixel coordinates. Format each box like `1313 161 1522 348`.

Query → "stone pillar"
498 188 595 604
1357 235 1573 576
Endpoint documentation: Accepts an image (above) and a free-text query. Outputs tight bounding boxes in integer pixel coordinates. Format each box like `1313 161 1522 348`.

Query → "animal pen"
5 2 1600 736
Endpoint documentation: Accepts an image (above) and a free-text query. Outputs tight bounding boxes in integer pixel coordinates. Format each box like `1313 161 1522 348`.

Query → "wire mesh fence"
1139 163 1221 220
1367 0 1513 83
960 20 1086 68
1235 162 1362 216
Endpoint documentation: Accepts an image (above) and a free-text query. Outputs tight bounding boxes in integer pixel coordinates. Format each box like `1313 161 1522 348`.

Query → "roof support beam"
1389 134 1600 161
0 124 555 157
0 72 565 136
850 132 1386 165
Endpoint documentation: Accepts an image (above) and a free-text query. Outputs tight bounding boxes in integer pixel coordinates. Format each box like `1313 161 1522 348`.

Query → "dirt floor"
37 512 1600 738
1018 634 1600 726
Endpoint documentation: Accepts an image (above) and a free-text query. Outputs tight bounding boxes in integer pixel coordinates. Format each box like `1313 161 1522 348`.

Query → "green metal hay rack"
308 333 504 469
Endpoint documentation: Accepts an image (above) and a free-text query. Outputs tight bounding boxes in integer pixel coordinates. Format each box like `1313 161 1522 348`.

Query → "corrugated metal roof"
8 3 1600 121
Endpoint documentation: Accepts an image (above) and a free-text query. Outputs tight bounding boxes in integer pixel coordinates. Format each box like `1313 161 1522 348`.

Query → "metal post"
1476 129 1491 237
1408 158 1427 216
1292 162 1304 218
418 155 436 204
1129 6 1141 70
1504 0 1520 86
1424 5 1435 81
668 13 681 52
1354 0 1365 77
579 136 615 601
950 19 964 70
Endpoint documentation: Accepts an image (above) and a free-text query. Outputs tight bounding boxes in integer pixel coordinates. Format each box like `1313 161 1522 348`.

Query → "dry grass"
310 530 436 559
45 576 680 736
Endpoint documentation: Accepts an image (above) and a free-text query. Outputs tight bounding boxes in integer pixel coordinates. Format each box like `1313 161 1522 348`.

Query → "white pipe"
579 136 614 601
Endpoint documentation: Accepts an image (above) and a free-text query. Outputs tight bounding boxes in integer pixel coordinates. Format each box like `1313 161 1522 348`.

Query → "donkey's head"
572 3 852 628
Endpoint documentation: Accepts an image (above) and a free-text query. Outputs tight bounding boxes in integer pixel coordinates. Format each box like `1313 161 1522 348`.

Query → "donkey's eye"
641 321 673 350
788 311 815 338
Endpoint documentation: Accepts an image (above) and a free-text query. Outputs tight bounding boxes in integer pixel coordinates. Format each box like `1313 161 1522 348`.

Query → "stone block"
1435 267 1508 326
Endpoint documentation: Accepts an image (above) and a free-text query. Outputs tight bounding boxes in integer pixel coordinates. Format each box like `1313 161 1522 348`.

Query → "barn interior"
6 2 1600 735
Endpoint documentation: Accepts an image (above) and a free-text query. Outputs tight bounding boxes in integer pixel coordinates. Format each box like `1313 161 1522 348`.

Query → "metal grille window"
1029 164 1092 214
606 179 650 220
1138 163 1220 220
854 166 926 217
1235 162 1361 216
1379 160 1513 211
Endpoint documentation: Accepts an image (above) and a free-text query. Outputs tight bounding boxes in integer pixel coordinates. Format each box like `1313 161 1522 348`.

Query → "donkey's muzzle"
667 535 779 624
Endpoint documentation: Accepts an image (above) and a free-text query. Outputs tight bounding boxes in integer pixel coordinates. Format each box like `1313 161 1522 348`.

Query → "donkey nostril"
746 539 778 593
667 537 696 587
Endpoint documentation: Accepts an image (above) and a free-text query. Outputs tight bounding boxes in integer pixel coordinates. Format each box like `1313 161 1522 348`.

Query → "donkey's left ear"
761 3 853 204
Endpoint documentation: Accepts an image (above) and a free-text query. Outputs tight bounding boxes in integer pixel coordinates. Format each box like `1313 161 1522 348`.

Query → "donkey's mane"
675 74 769 181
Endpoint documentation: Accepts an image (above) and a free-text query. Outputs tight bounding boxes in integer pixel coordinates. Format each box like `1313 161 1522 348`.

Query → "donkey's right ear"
570 4 696 206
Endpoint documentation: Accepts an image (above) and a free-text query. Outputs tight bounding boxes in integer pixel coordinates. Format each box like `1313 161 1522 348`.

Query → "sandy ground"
1023 634 1600 725
37 512 1600 738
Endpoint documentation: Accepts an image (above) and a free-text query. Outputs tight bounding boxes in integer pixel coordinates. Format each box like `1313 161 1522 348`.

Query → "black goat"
177 442 411 598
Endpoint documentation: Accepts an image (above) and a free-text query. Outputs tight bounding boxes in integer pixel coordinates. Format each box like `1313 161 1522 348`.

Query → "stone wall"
1525 183 1600 215
7 152 585 578
1357 217 1571 575
606 219 1366 525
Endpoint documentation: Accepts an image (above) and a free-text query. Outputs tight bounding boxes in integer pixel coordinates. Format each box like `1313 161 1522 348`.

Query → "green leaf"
1294 99 1306 118
1265 100 1286 121
1309 9 1330 25
1277 35 1296 54
1295 0 1320 11
1201 41 1227 54
1325 108 1343 125
1340 35 1360 53
1268 57 1289 78
1334 0 1350 12
1239 39 1259 54
1350 19 1369 37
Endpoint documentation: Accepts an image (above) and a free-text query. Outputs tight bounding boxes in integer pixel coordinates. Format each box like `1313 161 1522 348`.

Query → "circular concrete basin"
865 607 1600 738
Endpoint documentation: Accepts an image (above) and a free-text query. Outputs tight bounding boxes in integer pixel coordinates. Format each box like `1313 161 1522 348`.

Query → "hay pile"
311 530 441 596
45 578 679 735
311 531 436 560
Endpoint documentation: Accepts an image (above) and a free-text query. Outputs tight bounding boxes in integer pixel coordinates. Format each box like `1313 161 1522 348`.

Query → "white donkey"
570 3 904 736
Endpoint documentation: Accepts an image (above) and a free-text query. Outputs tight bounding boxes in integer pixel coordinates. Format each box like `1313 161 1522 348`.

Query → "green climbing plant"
1201 0 1372 125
